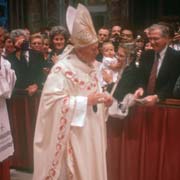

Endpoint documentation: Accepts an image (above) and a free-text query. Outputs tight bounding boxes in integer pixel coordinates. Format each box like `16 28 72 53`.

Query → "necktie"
146 53 160 94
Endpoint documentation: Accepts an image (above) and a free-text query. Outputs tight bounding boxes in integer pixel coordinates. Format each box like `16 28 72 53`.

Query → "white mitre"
66 3 98 48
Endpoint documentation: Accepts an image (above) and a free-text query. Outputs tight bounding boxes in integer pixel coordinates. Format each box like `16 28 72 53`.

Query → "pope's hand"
88 92 113 106
103 93 113 107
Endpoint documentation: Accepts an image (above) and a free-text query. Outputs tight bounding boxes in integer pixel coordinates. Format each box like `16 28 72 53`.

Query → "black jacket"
7 49 44 89
138 47 180 99
114 61 140 101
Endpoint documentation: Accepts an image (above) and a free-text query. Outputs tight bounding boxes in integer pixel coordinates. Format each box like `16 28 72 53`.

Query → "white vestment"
33 53 107 180
0 56 16 162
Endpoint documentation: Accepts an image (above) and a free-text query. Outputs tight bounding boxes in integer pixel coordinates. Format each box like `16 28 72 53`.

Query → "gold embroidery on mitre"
67 3 98 48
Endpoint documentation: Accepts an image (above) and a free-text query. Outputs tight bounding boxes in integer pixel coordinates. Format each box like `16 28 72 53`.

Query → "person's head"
30 33 43 52
116 44 129 64
121 29 134 43
66 4 99 65
97 27 110 43
102 41 115 58
110 25 122 52
49 26 69 51
147 24 171 52
157 22 176 43
67 4 98 48
75 42 99 66
111 25 122 37
10 29 27 50
42 37 50 54
3 33 15 54
135 35 146 50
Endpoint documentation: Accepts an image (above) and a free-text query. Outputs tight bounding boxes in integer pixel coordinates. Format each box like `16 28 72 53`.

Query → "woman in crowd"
113 43 140 101
2 33 15 58
7 29 44 94
42 36 51 60
30 33 44 52
46 25 69 69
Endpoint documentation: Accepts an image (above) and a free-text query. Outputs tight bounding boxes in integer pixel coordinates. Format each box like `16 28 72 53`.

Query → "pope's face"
76 42 99 65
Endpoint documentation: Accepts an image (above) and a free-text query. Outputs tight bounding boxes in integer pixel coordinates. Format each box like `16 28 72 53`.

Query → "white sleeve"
0 66 16 98
0 59 16 98
70 96 87 127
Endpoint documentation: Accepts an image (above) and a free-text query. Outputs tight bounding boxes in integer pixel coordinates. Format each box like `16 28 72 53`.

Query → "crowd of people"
1 3 180 180
0 16 179 99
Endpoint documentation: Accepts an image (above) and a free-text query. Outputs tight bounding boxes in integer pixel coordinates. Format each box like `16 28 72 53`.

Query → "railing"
0 159 10 180
107 100 180 180
7 90 180 180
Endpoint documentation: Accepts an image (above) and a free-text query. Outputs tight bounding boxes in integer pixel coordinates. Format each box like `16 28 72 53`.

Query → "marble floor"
10 169 33 180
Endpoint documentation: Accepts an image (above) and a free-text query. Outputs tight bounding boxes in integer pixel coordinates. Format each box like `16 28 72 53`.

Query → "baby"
99 41 119 88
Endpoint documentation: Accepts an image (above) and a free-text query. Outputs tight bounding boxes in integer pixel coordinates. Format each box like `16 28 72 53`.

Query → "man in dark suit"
7 29 44 96
134 24 180 106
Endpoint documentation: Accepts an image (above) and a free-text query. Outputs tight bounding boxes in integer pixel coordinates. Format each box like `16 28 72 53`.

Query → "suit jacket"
7 49 44 89
113 61 140 101
138 47 180 99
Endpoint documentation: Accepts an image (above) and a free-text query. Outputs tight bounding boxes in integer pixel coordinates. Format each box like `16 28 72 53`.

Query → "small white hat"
66 3 98 48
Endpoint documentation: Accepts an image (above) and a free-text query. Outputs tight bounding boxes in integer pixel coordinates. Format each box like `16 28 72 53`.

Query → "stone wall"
107 0 130 27
9 0 127 32
26 0 42 32
9 0 64 32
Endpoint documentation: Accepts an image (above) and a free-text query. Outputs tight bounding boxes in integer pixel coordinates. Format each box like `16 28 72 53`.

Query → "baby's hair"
102 41 114 49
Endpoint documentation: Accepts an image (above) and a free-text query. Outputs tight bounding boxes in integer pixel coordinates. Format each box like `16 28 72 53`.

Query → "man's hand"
14 37 25 50
142 95 159 106
134 87 144 99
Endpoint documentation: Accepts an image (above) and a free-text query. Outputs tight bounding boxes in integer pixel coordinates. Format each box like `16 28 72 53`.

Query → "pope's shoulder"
51 54 74 74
